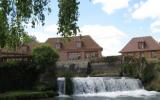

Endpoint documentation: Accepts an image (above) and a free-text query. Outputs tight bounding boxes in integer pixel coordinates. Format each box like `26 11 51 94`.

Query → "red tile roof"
45 35 103 51
120 36 160 53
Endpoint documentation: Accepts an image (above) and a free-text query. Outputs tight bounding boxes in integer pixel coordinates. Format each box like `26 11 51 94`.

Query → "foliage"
32 45 59 92
57 0 80 37
121 56 147 78
142 62 160 91
147 74 160 91
0 0 80 48
121 56 160 91
86 62 92 75
32 45 59 72
38 66 58 92
0 0 51 48
23 34 37 44
0 61 39 93
0 90 58 100
65 72 74 95
142 63 155 84
104 56 119 65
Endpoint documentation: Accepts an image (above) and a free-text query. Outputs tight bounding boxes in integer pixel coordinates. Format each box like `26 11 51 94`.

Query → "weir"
57 77 143 95
57 78 65 95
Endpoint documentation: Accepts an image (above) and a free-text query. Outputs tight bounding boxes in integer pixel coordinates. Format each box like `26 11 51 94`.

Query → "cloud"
151 19 160 33
28 24 61 42
92 0 130 14
79 25 127 56
28 32 58 42
44 24 58 33
132 0 160 20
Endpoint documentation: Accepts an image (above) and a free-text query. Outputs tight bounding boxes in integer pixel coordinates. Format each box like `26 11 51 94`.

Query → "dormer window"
138 42 146 49
75 36 82 48
76 42 82 48
55 43 61 49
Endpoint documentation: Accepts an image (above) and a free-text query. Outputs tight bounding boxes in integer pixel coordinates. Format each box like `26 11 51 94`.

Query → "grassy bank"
0 91 58 100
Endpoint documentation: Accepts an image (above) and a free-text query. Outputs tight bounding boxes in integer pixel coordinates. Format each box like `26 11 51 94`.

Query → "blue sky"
28 0 160 56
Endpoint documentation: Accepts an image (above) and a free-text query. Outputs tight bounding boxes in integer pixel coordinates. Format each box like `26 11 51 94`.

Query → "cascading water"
57 77 65 95
73 77 143 94
57 77 143 95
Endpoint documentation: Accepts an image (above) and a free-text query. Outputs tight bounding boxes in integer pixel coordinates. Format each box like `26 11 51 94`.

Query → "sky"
27 0 160 56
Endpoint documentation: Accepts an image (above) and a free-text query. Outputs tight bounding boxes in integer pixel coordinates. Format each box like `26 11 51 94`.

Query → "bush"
105 56 119 65
142 63 155 84
32 45 59 72
121 57 147 78
142 62 160 91
65 73 74 95
0 91 58 100
32 45 59 91
86 62 92 75
0 61 39 93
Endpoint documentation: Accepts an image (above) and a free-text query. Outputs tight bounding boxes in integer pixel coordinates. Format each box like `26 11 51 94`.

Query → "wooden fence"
0 51 32 63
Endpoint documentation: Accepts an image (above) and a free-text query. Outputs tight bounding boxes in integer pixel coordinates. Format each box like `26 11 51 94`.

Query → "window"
85 52 97 59
76 42 82 48
55 43 61 49
140 52 144 57
68 52 81 60
138 42 146 49
151 51 157 58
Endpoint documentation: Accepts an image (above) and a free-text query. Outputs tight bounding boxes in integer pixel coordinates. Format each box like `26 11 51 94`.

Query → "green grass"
0 90 58 100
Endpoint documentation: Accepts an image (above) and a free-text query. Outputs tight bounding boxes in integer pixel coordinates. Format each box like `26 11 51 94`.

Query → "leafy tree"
32 45 59 91
57 0 80 37
0 0 80 48
32 45 59 71
0 0 51 49
23 34 37 44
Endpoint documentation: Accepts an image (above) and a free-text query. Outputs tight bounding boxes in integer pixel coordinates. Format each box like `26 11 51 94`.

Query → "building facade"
120 36 160 61
46 35 103 61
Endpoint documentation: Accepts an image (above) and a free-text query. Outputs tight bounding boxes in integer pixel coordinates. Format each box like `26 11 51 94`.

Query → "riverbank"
0 90 58 100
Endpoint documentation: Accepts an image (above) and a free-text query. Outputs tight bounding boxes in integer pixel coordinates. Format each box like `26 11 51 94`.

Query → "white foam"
58 95 70 97
74 89 159 98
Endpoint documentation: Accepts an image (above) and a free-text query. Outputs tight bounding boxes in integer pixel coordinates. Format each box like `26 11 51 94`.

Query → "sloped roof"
45 35 103 51
120 36 160 53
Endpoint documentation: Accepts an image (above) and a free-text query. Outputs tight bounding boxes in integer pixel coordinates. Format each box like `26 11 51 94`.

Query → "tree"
57 0 80 37
23 34 37 44
32 45 59 70
0 0 51 49
32 45 59 91
0 0 80 48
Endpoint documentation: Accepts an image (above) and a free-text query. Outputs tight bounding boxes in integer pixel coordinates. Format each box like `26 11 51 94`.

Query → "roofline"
131 36 152 39
120 49 160 53
87 35 103 50
45 35 91 42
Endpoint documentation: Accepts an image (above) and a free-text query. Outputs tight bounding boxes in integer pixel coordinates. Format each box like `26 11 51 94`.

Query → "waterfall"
57 77 143 95
57 77 65 95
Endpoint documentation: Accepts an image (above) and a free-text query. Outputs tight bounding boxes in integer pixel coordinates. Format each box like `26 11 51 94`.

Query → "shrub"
103 56 119 65
32 45 59 91
142 63 155 84
0 91 58 100
65 73 74 95
32 45 59 72
86 62 92 75
120 57 147 78
0 61 39 93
